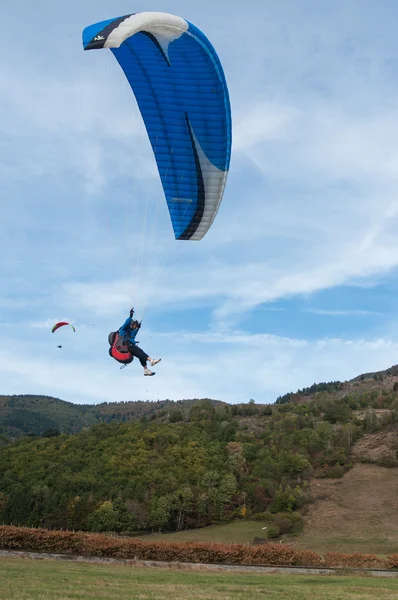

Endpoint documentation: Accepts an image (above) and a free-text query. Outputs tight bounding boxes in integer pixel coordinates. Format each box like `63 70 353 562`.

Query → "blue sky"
2 0 398 404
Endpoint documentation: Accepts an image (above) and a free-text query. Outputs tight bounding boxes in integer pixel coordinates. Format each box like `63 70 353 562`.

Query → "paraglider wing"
51 322 76 333
82 12 231 240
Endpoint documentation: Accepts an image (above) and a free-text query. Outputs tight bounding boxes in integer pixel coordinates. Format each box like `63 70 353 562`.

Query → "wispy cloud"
302 309 383 317
1 326 397 404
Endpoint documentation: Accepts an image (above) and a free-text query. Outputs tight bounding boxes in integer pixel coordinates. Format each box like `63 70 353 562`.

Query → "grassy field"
1 557 398 600
139 518 270 544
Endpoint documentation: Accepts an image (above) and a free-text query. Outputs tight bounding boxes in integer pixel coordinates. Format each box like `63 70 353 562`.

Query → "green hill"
0 364 398 542
1 364 398 551
2 361 398 440
0 395 224 439
0 395 97 438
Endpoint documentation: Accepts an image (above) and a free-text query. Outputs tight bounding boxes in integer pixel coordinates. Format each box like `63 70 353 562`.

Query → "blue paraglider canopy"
82 11 231 241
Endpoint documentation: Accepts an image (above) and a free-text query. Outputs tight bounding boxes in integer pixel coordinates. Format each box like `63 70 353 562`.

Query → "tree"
1 486 34 525
227 442 246 476
270 486 297 513
149 495 172 532
216 474 237 519
170 487 194 531
278 452 311 478
42 428 60 438
112 498 134 532
169 410 183 423
363 409 379 432
89 501 120 532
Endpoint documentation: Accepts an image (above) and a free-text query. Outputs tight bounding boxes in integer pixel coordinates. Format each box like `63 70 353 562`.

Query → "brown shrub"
324 551 387 569
293 549 323 567
388 554 398 569
0 526 393 570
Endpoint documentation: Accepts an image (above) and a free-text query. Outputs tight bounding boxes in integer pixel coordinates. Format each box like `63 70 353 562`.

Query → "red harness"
108 332 134 364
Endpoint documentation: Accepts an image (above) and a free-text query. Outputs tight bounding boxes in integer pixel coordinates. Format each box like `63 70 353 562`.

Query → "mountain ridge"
3 362 398 439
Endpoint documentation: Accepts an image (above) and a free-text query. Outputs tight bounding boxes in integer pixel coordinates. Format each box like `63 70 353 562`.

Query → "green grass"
1 557 398 600
138 519 270 544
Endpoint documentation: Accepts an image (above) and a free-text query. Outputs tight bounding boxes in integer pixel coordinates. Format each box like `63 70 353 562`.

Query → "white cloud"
236 102 398 186
0 60 159 201
233 103 299 151
302 309 382 317
0 328 397 404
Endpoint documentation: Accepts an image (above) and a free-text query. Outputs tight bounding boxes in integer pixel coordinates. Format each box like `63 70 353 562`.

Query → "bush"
250 512 269 521
270 487 297 513
376 456 397 468
266 526 280 539
288 512 304 534
325 465 345 478
0 525 300 566
271 512 304 536
0 525 394 570
324 551 387 569
388 554 398 569
273 516 293 535
294 549 323 567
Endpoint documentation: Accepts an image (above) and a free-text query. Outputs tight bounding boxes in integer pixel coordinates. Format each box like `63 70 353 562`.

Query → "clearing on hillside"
295 463 398 555
351 424 398 465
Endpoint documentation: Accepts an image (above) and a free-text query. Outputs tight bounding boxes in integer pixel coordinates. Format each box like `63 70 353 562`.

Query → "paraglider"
52 322 76 333
83 12 231 370
52 322 75 350
82 11 232 241
108 308 161 375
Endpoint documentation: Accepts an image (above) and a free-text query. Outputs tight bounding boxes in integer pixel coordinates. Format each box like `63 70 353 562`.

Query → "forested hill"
1 368 398 535
0 395 224 439
276 363 398 404
2 363 398 440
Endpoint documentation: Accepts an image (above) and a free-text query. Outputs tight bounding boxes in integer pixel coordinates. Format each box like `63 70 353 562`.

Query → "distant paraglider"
52 322 76 350
52 322 76 333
